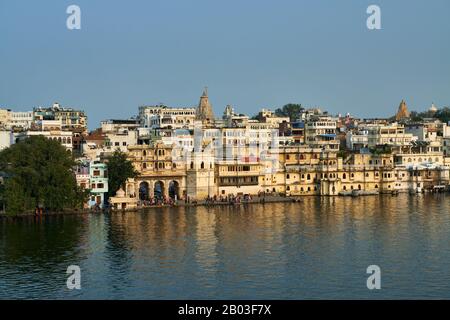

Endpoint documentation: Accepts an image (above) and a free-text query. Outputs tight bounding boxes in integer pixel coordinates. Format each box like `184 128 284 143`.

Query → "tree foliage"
409 107 450 123
106 149 138 198
0 136 87 215
274 104 304 121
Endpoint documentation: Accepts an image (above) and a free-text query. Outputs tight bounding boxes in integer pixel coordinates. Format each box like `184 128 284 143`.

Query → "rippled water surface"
1 194 450 299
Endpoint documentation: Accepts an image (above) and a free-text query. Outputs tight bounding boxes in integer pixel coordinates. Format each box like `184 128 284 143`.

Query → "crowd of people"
134 192 275 208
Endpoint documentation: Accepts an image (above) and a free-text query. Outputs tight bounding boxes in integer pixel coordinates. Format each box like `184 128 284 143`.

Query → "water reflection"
1 194 450 299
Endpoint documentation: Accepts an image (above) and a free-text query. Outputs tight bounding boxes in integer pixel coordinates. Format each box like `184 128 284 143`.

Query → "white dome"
115 188 125 197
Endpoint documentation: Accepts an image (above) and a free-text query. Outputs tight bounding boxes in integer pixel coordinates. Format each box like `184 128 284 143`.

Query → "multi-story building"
346 130 369 151
127 142 188 200
8 111 34 130
88 162 108 208
139 105 196 130
101 119 139 153
304 116 339 150
14 128 73 152
364 123 415 147
34 103 87 132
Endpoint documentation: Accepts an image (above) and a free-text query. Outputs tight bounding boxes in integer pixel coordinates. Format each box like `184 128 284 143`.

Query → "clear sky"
1 0 449 129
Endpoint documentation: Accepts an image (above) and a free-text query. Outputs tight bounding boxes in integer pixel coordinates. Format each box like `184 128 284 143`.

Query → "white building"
0 130 13 151
364 123 415 147
15 130 73 151
101 120 139 153
3 110 33 129
139 105 196 130
346 130 369 150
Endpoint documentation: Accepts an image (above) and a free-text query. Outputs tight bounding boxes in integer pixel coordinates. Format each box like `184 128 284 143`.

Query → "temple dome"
429 103 438 113
115 187 125 198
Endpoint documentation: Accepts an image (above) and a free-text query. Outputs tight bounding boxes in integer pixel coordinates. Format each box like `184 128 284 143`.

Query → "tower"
395 99 410 121
196 87 215 125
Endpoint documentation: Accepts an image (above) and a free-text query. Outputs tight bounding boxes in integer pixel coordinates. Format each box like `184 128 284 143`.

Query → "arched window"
343 173 346 179
201 162 205 169
190 162 194 169
307 174 311 180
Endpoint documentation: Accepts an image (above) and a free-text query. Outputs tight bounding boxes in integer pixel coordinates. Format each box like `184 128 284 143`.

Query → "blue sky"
1 0 449 129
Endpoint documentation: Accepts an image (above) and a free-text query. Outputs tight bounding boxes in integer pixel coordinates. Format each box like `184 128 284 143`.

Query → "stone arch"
139 181 150 200
154 180 164 199
168 180 180 199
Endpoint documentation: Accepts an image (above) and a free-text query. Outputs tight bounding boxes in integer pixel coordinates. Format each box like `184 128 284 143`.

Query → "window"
201 162 205 169
93 170 100 176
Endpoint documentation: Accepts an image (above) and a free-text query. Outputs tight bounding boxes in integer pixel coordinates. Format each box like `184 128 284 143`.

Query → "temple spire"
196 87 215 125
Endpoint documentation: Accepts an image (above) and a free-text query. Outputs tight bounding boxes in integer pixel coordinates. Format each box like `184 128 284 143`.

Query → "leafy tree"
435 107 450 124
274 104 304 121
409 107 450 124
409 111 423 122
106 149 138 198
0 136 87 215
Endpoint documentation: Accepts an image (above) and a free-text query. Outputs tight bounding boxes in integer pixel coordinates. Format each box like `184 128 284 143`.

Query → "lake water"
1 194 450 299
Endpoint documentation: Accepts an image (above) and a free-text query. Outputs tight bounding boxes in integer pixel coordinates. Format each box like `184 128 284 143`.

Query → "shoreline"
0 192 448 219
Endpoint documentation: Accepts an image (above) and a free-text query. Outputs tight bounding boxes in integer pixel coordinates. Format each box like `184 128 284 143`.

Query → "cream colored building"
364 123 415 147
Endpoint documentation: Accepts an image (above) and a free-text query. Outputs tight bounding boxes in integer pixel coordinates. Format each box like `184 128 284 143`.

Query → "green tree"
0 136 87 215
435 107 450 124
274 103 304 121
106 149 138 198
